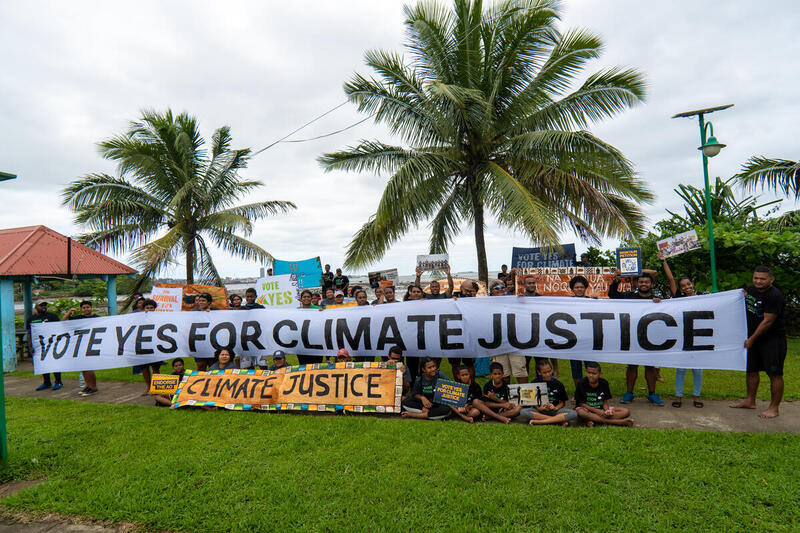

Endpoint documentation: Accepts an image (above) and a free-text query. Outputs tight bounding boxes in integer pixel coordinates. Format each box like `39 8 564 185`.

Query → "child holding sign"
520 360 577 426
449 365 482 423
401 358 451 420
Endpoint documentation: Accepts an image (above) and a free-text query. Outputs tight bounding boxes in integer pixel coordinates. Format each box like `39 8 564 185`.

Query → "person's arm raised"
658 252 678 297
415 266 423 286
445 265 454 297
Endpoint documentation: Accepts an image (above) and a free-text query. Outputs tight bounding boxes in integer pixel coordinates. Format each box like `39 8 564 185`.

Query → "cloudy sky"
2 0 798 278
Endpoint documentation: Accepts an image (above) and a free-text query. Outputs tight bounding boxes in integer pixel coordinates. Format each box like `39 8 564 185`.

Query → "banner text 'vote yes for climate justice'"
31 292 748 374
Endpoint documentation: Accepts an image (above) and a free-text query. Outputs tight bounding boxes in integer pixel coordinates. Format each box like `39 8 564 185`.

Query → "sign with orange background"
172 364 402 412
515 267 632 298
155 283 229 310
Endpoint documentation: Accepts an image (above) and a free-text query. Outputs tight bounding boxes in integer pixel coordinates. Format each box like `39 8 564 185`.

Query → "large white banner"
31 291 748 374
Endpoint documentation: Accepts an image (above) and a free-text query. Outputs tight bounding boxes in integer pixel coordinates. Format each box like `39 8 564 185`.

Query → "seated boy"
155 358 186 407
267 350 288 371
476 362 522 424
450 365 482 423
401 357 451 420
520 359 578 426
575 362 634 427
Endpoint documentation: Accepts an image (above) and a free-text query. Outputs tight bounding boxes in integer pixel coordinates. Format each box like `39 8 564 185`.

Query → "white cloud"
1 0 797 279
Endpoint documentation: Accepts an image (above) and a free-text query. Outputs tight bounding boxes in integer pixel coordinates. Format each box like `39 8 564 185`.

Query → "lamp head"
699 135 726 158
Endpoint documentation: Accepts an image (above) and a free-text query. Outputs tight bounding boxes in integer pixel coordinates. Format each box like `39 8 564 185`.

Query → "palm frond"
736 156 800 199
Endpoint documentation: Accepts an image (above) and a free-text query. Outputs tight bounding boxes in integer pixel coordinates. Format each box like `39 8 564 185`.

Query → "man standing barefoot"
730 266 786 418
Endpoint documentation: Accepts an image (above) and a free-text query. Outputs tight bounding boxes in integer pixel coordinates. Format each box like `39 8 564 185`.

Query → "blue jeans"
674 368 702 397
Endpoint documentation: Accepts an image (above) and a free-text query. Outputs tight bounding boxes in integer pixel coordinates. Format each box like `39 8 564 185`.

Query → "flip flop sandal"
693 400 704 408
671 400 682 408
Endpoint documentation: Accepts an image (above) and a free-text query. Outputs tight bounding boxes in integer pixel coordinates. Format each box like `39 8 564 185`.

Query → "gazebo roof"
0 225 137 277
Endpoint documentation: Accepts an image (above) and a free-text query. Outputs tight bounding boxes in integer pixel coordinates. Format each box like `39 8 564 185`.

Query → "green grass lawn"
1 398 798 532
11 338 800 401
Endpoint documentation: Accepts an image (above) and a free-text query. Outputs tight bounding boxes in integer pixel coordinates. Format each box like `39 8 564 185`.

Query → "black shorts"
746 337 787 376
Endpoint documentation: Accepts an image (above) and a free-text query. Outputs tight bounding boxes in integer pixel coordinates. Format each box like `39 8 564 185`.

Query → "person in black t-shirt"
449 365 482 423
608 270 665 406
497 264 510 283
730 266 787 418
415 265 454 298
477 362 522 423
575 362 633 426
520 360 577 425
28 301 63 391
333 269 349 294
321 264 334 292
401 357 451 420
155 358 186 407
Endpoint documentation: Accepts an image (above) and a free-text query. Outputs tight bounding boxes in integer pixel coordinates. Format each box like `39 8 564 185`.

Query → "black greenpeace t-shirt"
534 377 568 406
26 311 61 329
412 374 439 400
575 377 612 409
745 285 786 338
466 382 482 404
333 275 349 291
608 279 655 300
322 272 334 291
483 381 510 402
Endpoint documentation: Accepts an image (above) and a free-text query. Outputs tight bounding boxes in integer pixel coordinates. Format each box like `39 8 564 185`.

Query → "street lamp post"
672 104 734 293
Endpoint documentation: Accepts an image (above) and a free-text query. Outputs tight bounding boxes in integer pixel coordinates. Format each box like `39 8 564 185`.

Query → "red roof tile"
0 225 137 277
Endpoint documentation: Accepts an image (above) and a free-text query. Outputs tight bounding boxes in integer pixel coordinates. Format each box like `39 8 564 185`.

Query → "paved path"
5 373 798 433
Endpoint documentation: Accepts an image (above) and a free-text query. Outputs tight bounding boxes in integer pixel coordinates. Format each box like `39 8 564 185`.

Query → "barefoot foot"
758 408 779 419
729 400 756 409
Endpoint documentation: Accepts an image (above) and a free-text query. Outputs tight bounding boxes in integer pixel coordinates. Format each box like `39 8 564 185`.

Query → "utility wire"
251 100 350 156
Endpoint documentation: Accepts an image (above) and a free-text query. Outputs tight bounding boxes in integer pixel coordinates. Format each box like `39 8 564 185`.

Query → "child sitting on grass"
155 358 185 407
477 362 522 424
401 357 451 420
521 359 578 426
449 365 482 423
575 362 634 427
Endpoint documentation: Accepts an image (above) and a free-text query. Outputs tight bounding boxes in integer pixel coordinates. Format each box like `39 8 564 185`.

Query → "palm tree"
62 109 296 291
320 0 652 282
736 156 800 200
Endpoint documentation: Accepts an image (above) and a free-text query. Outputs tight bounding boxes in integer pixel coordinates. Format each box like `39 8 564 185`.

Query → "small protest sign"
517 383 550 407
616 248 642 277
149 374 180 395
657 230 701 258
273 257 323 289
154 283 228 310
255 274 298 307
416 253 449 270
433 379 469 407
150 286 183 312
511 244 576 269
368 268 399 289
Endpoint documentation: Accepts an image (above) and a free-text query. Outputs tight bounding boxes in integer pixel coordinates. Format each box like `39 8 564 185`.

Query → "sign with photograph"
517 383 550 407
616 248 642 277
657 230 701 258
416 253 449 270
368 268 399 289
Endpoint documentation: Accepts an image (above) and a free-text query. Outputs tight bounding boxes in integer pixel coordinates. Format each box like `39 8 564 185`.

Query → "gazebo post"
106 275 117 315
23 279 32 326
0 278 13 462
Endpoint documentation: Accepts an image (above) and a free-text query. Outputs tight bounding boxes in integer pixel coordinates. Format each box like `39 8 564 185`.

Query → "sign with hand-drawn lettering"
150 286 183 312
148 374 180 395
155 283 229 310
515 267 632 298
255 274 298 307
433 379 468 407
273 257 323 289
171 364 402 413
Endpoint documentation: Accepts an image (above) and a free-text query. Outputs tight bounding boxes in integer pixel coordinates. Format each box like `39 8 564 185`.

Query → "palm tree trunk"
185 235 196 284
470 184 489 284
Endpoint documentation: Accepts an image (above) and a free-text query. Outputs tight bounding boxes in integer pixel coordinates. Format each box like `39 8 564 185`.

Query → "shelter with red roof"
0 225 137 372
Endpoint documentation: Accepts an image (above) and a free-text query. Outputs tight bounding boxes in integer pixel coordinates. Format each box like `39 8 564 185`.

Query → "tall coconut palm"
736 156 800 200
63 109 295 291
320 0 652 282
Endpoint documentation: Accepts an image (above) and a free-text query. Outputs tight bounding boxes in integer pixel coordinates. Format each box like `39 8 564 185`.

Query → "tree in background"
320 0 651 282
62 110 296 293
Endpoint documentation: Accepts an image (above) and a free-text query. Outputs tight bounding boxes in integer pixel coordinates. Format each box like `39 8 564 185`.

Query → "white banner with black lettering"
31 291 748 374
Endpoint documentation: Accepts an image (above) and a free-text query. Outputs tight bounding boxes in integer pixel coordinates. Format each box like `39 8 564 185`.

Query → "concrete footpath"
4 370 798 434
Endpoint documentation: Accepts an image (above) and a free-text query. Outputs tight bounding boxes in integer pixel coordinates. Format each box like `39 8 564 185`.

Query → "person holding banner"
298 290 322 310
208 348 238 371
659 253 704 408
730 266 787 419
608 271 665 406
401 357 451 420
229 294 242 309
133 299 164 394
490 280 528 385
63 301 100 396
243 288 265 310
416 265 454 299
321 288 336 307
190 293 216 371
567 275 597 390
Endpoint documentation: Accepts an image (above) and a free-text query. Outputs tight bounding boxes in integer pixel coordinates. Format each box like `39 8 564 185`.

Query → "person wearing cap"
28 301 63 391
268 350 288 371
333 268 350 295
335 348 352 363
577 252 591 267
333 290 346 306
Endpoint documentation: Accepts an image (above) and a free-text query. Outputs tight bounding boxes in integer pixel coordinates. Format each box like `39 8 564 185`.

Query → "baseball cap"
334 290 344 297
272 350 286 359
336 348 349 357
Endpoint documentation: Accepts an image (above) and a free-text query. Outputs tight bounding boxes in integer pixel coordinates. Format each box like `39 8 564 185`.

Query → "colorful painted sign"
255 274 299 307
273 257 323 289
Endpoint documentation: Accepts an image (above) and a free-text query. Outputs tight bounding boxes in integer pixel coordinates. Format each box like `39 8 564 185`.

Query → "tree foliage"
320 0 651 281
62 110 295 293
